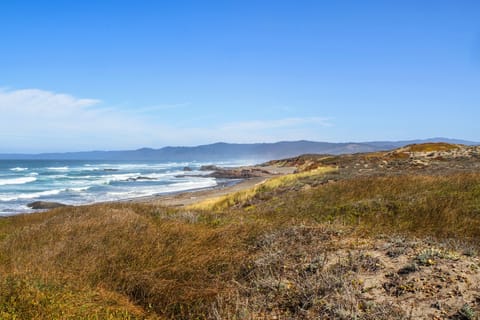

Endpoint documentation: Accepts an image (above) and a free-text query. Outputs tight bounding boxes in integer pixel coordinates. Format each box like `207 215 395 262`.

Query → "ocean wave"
0 185 92 202
105 163 188 170
81 166 116 172
67 186 91 192
48 173 145 186
98 171 185 184
169 179 217 190
0 189 63 202
98 173 141 184
65 175 92 180
43 175 69 181
0 160 233 215
83 167 100 171
0 204 33 216
0 176 37 186
104 178 217 200
132 172 183 180
47 166 69 171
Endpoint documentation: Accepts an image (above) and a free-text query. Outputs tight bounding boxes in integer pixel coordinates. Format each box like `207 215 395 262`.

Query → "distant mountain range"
0 138 478 161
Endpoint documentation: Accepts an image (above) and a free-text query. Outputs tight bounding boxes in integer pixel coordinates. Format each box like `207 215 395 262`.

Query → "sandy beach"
132 165 297 207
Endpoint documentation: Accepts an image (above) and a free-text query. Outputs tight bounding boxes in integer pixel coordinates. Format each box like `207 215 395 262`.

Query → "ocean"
0 159 251 216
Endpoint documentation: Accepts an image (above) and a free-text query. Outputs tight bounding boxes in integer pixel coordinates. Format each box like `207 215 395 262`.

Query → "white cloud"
0 88 100 114
0 87 333 152
0 88 162 152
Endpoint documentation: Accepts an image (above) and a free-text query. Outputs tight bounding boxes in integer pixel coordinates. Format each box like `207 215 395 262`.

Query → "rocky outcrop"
27 201 67 210
200 165 219 171
183 167 193 171
207 168 272 179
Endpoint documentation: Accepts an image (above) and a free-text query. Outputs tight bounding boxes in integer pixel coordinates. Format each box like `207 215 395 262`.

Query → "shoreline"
126 165 296 207
130 176 267 207
1 165 296 215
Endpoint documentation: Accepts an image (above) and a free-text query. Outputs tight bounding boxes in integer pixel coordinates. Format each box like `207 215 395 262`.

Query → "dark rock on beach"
200 165 219 171
27 201 67 210
207 168 272 179
183 166 193 171
177 167 273 179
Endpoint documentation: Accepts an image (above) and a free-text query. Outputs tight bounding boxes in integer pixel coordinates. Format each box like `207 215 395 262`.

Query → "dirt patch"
215 226 480 319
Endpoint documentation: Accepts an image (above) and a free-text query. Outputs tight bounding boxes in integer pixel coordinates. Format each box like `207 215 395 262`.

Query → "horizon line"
0 137 478 155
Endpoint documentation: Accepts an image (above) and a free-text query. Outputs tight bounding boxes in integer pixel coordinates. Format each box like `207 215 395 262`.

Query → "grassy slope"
1 149 480 319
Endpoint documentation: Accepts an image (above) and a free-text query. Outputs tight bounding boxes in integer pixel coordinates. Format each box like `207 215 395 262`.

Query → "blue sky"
1 1 479 152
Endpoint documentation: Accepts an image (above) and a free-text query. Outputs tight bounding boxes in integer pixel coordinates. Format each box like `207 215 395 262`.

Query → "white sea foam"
99 173 141 184
108 163 188 170
66 175 93 180
47 166 69 171
0 160 233 214
168 179 217 191
0 189 63 201
83 167 101 171
135 171 184 180
67 186 91 192
104 178 217 201
95 171 185 185
0 176 37 186
0 205 33 216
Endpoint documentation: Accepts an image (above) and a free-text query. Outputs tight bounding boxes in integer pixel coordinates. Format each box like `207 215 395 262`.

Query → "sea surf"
0 159 251 216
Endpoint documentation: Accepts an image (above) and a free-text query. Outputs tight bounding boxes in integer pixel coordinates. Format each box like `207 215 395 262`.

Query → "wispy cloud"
0 88 100 113
0 87 333 152
0 88 161 152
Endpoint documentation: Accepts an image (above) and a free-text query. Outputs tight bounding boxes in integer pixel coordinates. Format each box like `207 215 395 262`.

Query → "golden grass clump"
188 166 336 211
0 276 146 319
403 142 461 152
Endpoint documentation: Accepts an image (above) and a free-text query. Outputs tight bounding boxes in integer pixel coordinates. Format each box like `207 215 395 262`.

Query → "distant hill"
0 138 478 161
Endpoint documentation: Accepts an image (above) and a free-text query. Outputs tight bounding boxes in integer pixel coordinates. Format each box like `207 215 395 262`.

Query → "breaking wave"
0 177 37 186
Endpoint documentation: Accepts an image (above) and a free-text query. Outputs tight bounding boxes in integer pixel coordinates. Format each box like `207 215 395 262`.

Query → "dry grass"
0 276 145 319
188 166 336 211
1 165 480 318
402 142 461 152
212 226 409 319
0 204 253 319
225 172 480 242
